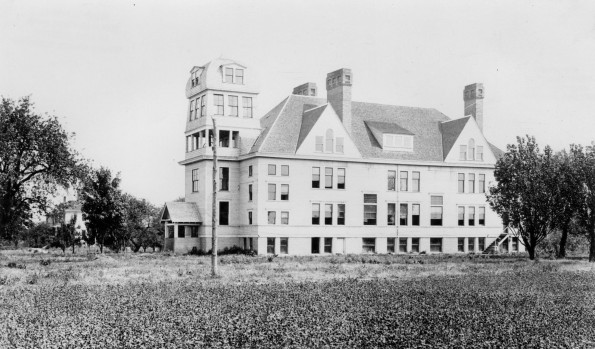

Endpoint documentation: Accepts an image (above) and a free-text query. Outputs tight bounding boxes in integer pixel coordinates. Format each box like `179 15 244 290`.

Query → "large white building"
161 58 523 255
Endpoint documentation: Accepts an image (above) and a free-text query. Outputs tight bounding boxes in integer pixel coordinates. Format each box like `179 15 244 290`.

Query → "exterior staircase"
482 228 510 254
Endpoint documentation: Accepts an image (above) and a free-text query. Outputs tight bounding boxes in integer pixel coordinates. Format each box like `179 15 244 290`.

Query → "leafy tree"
569 144 595 262
51 215 80 254
80 167 124 253
121 194 161 252
24 222 54 248
487 136 559 260
551 150 582 258
0 97 84 244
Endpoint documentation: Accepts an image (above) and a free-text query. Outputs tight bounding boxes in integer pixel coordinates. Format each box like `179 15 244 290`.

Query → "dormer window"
223 66 245 84
383 134 413 151
191 69 202 87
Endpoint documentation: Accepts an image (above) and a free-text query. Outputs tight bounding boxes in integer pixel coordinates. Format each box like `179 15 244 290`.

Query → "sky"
1 0 595 206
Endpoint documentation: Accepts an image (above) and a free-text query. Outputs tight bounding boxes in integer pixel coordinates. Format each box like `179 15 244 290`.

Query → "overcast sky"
1 0 594 205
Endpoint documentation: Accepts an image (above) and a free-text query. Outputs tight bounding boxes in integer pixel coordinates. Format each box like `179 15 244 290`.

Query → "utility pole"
211 117 218 277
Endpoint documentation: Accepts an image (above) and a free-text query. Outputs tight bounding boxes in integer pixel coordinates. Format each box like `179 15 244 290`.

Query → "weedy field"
1 251 595 348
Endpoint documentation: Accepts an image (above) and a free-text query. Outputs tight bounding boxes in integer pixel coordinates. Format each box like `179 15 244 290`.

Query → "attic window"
383 134 413 151
191 70 201 87
223 66 245 85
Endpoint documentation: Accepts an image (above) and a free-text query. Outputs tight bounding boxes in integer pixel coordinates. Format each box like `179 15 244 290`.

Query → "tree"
487 136 559 260
80 167 124 253
51 215 80 254
121 194 160 252
0 97 84 244
569 144 595 262
551 150 582 258
24 222 54 248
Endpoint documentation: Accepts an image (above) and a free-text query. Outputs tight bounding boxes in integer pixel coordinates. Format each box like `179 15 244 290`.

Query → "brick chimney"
292 82 318 96
326 68 352 134
464 83 484 131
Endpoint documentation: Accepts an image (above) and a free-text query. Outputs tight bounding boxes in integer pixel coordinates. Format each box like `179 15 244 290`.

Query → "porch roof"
160 202 202 224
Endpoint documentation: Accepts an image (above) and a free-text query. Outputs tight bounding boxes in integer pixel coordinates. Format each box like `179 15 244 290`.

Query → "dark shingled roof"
439 117 471 160
161 202 202 223
251 94 502 162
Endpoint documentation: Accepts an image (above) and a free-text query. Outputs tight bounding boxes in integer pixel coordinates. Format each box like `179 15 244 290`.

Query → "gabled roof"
297 105 327 150
160 202 202 223
250 94 504 162
439 117 471 160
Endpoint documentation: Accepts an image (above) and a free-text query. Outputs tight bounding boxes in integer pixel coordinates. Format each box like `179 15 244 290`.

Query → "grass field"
1 251 595 348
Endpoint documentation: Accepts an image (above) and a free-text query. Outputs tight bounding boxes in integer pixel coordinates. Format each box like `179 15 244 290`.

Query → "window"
468 139 475 160
468 173 475 193
468 238 475 252
248 165 253 177
312 204 320 225
310 88 316 96
268 211 276 224
458 173 465 193
312 167 320 188
411 238 420 253
220 167 229 191
325 168 333 189
268 164 276 175
337 168 345 189
479 174 485 193
387 203 396 226
200 96 206 117
194 97 200 119
459 145 467 160
362 238 376 253
430 238 442 252
311 237 320 254
336 137 344 153
383 134 413 151
267 238 275 254
178 225 185 238
338 204 345 225
280 238 288 254
186 135 192 152
248 211 253 225
458 207 465 226
399 238 407 253
325 129 334 152
412 172 420 192
190 226 198 238
412 204 420 226
219 202 229 225
281 184 289 200
388 170 396 191
479 207 485 226
229 95 238 116
477 146 484 161
324 238 332 253
458 238 465 252
192 169 199 192
400 204 408 226
235 69 244 84
430 196 443 226
400 171 408 191
214 94 224 115
225 68 234 83
478 237 485 251
242 97 253 118
315 136 323 152
219 130 230 147
325 204 333 225
387 238 396 253
363 194 377 225
248 184 253 201
281 211 289 225
232 131 239 148
469 207 475 226
281 165 289 176
189 99 195 121
511 237 519 252
268 184 276 200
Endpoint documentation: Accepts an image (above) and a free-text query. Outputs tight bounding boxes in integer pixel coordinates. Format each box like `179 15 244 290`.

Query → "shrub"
40 259 51 266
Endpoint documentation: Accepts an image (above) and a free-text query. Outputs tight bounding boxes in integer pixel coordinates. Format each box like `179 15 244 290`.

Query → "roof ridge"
353 100 440 111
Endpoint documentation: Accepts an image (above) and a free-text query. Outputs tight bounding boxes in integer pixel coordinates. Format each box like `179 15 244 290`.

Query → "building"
161 58 523 255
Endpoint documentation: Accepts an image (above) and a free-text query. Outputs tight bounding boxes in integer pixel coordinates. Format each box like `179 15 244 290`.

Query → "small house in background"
46 199 87 239
161 58 523 256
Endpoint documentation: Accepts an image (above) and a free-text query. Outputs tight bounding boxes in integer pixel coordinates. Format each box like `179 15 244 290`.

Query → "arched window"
468 139 475 160
325 129 334 152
